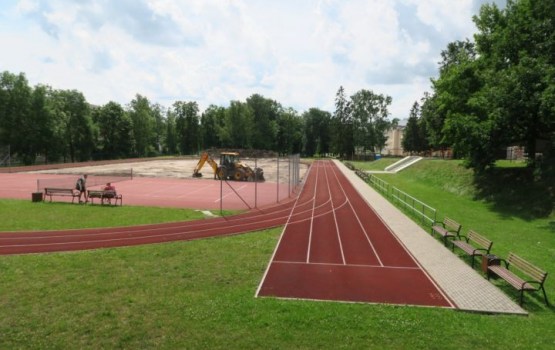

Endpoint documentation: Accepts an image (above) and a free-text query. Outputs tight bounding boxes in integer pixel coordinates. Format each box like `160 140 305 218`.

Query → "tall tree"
331 86 353 158
350 89 393 154
302 108 331 157
276 107 303 155
173 101 200 155
220 101 253 149
151 103 166 154
246 94 279 151
402 102 428 154
94 101 134 159
50 89 94 162
0 72 32 163
128 94 156 157
201 105 226 149
165 111 178 154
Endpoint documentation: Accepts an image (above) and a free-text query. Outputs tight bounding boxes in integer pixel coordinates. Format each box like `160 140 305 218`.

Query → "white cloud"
1 0 490 118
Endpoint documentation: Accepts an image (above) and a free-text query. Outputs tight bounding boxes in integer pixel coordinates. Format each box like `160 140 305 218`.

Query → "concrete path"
335 160 527 315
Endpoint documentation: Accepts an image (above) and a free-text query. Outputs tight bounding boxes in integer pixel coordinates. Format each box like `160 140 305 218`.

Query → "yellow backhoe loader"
192 152 264 182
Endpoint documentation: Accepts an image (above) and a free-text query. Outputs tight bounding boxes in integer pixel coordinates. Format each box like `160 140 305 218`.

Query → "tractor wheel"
217 166 227 180
233 168 246 181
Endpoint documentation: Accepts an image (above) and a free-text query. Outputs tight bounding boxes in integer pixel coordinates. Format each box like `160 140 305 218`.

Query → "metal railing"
359 172 437 226
389 186 437 225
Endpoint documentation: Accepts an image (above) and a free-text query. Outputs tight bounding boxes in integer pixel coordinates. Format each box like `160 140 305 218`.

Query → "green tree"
50 89 94 162
165 111 178 154
402 102 429 154
220 101 253 149
173 101 200 155
302 108 331 157
350 89 393 154
276 107 303 155
246 94 279 150
94 101 134 159
331 86 353 158
151 103 166 155
473 0 555 168
128 94 156 157
0 72 33 163
201 105 226 149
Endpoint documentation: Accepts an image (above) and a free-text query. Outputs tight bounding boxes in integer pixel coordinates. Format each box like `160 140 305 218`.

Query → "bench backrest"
467 230 493 251
443 217 462 233
45 188 75 194
507 253 548 283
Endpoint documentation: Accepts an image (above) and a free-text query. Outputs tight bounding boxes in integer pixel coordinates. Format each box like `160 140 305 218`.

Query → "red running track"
256 160 453 308
0 199 296 255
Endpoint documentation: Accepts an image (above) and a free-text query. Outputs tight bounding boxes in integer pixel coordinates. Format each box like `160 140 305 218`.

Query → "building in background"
381 122 405 156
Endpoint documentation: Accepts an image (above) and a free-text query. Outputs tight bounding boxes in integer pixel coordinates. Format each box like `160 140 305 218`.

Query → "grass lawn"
0 199 236 231
1 160 555 349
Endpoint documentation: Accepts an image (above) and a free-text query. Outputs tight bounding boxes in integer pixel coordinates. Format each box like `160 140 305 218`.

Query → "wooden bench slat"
431 217 461 246
44 188 80 204
488 252 549 306
451 230 492 268
508 253 547 282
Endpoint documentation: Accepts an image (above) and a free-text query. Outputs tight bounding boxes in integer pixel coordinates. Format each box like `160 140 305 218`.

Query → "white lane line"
255 163 314 297
323 160 346 265
306 162 320 263
271 260 421 270
329 161 384 267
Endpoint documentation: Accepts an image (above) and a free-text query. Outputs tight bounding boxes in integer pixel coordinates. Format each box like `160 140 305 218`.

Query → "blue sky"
0 0 505 118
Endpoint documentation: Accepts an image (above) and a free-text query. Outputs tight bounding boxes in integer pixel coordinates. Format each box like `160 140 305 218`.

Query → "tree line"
402 0 554 174
0 69 394 165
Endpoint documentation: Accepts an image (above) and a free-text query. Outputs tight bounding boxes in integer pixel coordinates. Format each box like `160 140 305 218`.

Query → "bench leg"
541 286 550 306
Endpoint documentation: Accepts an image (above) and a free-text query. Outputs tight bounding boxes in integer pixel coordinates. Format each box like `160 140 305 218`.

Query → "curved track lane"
0 197 303 255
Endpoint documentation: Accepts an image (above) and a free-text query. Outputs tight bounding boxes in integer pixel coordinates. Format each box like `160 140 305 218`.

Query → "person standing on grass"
76 174 88 203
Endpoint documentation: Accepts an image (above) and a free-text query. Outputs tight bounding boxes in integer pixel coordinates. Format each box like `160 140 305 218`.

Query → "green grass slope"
373 159 554 310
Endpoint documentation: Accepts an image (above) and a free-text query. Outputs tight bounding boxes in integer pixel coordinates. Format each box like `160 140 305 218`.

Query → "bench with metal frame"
451 230 493 268
431 217 462 246
487 252 549 306
44 188 80 203
87 190 123 206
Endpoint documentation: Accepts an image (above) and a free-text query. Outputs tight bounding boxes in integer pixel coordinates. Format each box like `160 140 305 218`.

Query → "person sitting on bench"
102 182 116 204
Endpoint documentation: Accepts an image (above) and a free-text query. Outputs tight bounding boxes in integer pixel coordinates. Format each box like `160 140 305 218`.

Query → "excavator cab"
220 152 239 169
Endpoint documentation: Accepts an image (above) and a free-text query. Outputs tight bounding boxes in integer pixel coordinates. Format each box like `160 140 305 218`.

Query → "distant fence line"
353 166 437 225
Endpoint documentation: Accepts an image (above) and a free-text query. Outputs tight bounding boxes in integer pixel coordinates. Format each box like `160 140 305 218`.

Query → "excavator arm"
192 152 219 178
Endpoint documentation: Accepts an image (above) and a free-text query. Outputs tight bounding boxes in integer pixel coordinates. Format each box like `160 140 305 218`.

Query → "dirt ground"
30 158 308 183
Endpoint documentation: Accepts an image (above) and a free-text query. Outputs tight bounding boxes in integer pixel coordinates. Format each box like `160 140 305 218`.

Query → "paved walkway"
335 160 527 315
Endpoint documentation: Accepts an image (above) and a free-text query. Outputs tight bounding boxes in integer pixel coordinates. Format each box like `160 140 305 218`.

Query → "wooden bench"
451 230 493 268
44 188 80 203
431 217 462 246
87 190 123 206
488 252 549 306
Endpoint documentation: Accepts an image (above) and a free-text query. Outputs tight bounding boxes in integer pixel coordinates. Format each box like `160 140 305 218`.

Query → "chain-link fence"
217 154 304 212
0 145 10 167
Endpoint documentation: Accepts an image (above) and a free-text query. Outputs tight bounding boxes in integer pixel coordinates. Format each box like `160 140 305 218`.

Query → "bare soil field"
29 158 308 183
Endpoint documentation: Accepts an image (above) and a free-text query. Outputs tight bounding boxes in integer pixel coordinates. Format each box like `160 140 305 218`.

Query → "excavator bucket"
254 167 264 181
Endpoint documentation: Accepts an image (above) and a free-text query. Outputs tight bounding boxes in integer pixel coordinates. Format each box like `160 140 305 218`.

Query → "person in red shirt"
102 182 116 204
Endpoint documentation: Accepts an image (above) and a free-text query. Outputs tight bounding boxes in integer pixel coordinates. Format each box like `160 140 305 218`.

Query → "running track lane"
0 199 298 254
256 160 454 308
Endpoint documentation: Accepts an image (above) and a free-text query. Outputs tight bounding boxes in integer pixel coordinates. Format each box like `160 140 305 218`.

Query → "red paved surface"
256 160 453 308
0 173 290 210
